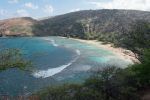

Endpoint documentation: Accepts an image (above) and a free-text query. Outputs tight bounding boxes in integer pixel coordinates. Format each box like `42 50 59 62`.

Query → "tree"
84 66 139 100
132 49 150 87
122 20 150 57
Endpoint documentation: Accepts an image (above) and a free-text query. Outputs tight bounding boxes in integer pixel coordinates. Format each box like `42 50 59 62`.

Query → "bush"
132 49 150 87
0 48 32 71
84 66 139 100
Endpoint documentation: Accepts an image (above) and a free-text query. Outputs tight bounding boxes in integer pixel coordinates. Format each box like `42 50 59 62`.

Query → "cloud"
16 9 29 17
88 0 150 11
70 8 81 12
0 9 29 19
43 5 54 14
8 0 20 4
0 9 7 15
24 2 38 10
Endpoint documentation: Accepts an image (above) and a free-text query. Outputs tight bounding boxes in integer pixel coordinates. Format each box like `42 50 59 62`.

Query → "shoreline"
67 37 140 64
3 36 140 64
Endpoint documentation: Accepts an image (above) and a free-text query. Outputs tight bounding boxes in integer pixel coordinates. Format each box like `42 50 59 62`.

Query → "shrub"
0 48 32 71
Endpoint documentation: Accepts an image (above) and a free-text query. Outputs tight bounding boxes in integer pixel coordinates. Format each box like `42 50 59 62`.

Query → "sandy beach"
69 38 140 64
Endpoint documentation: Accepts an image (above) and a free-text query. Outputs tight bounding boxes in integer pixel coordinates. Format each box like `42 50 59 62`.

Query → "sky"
0 0 150 20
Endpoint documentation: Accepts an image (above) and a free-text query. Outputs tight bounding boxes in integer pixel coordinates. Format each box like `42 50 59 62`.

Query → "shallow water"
0 36 133 96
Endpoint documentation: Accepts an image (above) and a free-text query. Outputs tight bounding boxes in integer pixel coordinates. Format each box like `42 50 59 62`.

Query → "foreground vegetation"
0 48 31 71
37 49 150 100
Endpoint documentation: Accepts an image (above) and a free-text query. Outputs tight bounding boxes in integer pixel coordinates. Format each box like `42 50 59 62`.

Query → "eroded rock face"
122 50 140 63
123 50 135 57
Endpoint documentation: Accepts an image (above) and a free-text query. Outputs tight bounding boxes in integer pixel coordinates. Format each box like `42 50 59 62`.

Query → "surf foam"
33 62 72 78
33 49 80 78
50 39 58 47
43 38 58 47
76 49 81 55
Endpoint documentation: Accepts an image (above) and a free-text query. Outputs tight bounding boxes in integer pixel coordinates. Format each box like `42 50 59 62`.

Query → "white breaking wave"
76 49 81 55
33 61 72 78
50 39 58 47
43 38 58 47
33 49 80 78
43 38 51 41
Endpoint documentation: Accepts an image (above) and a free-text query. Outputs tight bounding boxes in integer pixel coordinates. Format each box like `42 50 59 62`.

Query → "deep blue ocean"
0 37 133 96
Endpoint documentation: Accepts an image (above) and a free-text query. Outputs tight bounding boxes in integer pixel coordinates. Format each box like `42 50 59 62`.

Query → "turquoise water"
0 37 132 96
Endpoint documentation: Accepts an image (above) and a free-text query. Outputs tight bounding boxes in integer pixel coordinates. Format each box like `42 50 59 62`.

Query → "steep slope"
0 17 37 36
33 9 150 39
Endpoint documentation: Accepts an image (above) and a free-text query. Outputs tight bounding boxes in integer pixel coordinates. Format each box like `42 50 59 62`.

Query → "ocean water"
0 36 133 96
